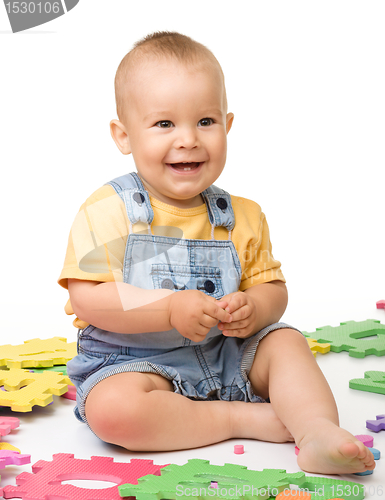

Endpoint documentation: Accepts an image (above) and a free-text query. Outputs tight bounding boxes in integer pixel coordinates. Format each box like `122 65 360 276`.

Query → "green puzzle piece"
303 319 385 358
349 370 385 395
119 460 305 500
31 365 68 375
119 459 364 500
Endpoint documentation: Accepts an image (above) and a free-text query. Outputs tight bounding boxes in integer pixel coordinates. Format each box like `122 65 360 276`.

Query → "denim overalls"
67 172 293 425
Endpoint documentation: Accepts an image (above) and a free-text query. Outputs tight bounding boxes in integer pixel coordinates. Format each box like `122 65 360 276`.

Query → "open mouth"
168 162 202 171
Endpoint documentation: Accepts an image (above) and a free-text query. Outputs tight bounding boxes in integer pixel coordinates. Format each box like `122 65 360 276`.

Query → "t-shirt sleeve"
231 197 285 291
58 185 129 290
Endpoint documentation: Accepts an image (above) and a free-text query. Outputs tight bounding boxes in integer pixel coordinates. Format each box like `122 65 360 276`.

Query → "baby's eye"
156 120 173 128
198 118 214 127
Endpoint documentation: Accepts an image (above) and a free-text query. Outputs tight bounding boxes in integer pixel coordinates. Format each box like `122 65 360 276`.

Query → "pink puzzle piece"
376 300 385 309
366 414 385 432
0 450 31 469
355 434 374 447
61 385 76 401
2 454 167 500
0 417 20 437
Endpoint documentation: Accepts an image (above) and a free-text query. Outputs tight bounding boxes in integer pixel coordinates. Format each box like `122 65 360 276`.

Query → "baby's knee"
84 383 151 449
261 327 309 352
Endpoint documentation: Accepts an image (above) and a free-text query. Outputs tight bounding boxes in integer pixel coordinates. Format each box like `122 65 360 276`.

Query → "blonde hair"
114 31 226 121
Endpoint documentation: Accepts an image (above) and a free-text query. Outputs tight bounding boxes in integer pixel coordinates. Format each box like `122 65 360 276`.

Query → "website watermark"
3 0 79 32
175 483 367 498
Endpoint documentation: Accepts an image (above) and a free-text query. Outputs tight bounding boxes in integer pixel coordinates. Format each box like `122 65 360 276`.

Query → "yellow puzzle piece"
0 337 77 369
306 338 331 357
0 368 68 412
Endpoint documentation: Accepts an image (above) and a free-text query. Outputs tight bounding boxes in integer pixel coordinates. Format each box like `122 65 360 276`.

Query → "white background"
0 1 384 498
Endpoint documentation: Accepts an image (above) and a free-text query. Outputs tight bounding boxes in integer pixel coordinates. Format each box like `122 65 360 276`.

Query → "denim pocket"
151 264 224 299
67 352 119 385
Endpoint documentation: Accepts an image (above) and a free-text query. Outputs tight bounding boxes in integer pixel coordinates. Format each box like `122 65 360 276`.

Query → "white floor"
1 300 384 499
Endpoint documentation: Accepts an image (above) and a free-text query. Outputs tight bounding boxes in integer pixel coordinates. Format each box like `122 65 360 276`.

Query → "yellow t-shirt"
58 184 285 328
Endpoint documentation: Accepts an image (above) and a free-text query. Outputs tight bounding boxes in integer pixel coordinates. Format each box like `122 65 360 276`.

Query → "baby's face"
120 57 233 209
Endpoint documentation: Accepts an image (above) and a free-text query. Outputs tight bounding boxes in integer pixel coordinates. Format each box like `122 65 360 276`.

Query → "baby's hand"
218 291 257 338
168 290 232 342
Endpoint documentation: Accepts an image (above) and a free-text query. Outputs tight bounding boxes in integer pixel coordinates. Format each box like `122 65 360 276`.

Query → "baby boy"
60 31 375 475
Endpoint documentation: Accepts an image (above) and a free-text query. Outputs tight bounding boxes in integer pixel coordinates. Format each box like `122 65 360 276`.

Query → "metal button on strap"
204 280 215 293
216 198 227 210
161 279 175 290
133 192 145 205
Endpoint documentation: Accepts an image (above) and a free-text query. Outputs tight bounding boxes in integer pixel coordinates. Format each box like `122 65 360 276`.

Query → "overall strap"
107 172 235 235
107 172 154 225
201 185 235 232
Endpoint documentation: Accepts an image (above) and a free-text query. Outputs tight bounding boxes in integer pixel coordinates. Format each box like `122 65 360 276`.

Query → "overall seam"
193 346 218 393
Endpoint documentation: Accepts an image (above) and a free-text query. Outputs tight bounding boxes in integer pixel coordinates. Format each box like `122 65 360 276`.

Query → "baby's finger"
200 313 221 329
205 301 232 323
224 304 251 324
219 317 248 331
224 293 245 314
216 299 229 310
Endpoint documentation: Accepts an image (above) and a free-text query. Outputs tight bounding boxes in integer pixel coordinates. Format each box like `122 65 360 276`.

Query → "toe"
339 441 361 459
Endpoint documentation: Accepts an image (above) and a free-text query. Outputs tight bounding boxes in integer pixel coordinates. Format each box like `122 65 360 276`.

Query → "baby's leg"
84 371 291 451
248 328 375 474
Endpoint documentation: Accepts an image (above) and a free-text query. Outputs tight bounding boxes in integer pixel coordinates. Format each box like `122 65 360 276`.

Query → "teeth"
184 167 192 171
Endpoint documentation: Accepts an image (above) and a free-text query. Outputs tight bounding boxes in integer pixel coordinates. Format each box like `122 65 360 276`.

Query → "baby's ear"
226 113 234 134
110 120 131 155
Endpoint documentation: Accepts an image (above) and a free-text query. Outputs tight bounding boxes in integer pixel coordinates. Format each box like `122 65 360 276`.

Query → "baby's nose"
175 127 199 149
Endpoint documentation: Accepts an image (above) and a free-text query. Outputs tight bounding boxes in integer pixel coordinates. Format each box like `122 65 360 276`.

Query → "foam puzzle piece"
349 371 385 395
303 320 385 357
120 460 364 500
0 443 20 452
276 491 312 500
2 454 166 500
0 337 77 369
0 417 21 453
31 365 74 390
0 450 31 469
0 417 20 437
306 338 331 357
119 459 306 499
0 368 68 411
355 434 374 447
31 365 68 375
368 447 381 460
354 469 373 476
61 385 76 400
366 414 385 432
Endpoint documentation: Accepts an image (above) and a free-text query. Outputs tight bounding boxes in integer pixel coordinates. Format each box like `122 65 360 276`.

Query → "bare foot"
297 418 376 474
230 402 294 443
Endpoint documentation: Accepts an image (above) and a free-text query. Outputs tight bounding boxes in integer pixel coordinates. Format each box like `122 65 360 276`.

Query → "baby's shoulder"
78 184 121 212
230 194 263 216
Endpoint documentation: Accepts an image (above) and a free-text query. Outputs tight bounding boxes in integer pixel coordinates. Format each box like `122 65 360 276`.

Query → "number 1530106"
5 2 61 14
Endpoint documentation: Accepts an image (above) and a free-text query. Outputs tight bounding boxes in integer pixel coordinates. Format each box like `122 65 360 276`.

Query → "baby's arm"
218 280 288 338
68 279 231 342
